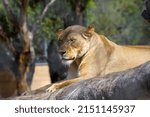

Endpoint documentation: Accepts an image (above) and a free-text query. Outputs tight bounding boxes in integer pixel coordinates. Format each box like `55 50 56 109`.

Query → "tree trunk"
64 0 87 28
142 0 150 23
26 0 56 85
2 0 31 95
1 0 56 97
74 0 87 26
9 60 150 100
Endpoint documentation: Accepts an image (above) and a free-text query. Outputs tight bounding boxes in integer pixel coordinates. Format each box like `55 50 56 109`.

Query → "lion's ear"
87 25 95 32
81 26 95 39
56 29 64 39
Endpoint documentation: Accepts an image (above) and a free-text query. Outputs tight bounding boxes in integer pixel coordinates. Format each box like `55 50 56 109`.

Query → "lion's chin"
62 59 74 66
62 57 75 65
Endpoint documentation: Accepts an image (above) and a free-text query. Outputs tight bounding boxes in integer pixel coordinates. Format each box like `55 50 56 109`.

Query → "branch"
2 0 19 30
31 0 56 35
19 0 28 33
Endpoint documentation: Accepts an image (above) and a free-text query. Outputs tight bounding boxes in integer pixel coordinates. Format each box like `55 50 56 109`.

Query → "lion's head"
57 25 95 65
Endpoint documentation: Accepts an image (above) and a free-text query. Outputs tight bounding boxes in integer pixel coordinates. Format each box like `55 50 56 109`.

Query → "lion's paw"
46 83 61 93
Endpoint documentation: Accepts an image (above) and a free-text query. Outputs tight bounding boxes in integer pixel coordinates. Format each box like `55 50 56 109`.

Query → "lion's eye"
70 38 75 42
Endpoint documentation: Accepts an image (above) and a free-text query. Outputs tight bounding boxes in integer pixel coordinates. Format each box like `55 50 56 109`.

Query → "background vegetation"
0 0 150 60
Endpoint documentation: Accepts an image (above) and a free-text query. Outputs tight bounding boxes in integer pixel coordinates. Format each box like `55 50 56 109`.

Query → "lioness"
47 25 150 92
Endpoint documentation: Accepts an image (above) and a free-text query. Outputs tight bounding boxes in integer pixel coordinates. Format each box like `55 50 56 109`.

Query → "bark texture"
9 61 150 100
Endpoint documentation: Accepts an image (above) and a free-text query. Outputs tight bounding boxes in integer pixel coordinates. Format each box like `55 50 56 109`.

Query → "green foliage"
1 0 150 59
86 0 97 24
87 0 150 45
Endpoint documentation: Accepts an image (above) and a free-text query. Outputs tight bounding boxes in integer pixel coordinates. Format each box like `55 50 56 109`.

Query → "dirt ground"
31 64 51 90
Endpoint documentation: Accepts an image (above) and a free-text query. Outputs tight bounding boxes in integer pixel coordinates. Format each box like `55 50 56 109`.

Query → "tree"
142 0 150 23
0 0 56 97
1 0 31 95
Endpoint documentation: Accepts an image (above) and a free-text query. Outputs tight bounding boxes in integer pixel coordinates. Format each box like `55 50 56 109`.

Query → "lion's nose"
59 50 66 55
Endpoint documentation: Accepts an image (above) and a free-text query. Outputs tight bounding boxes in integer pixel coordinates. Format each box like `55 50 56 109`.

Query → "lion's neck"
89 34 116 57
75 34 116 77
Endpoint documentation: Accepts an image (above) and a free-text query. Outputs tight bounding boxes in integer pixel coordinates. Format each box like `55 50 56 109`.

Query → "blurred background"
0 0 150 61
0 0 150 93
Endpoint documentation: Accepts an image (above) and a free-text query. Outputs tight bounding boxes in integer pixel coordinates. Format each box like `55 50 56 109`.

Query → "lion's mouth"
62 57 75 61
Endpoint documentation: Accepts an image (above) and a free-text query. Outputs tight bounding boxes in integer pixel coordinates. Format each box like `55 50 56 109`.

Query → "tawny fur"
48 25 150 92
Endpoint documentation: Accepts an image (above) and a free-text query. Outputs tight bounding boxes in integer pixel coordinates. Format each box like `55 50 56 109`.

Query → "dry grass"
31 64 51 90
